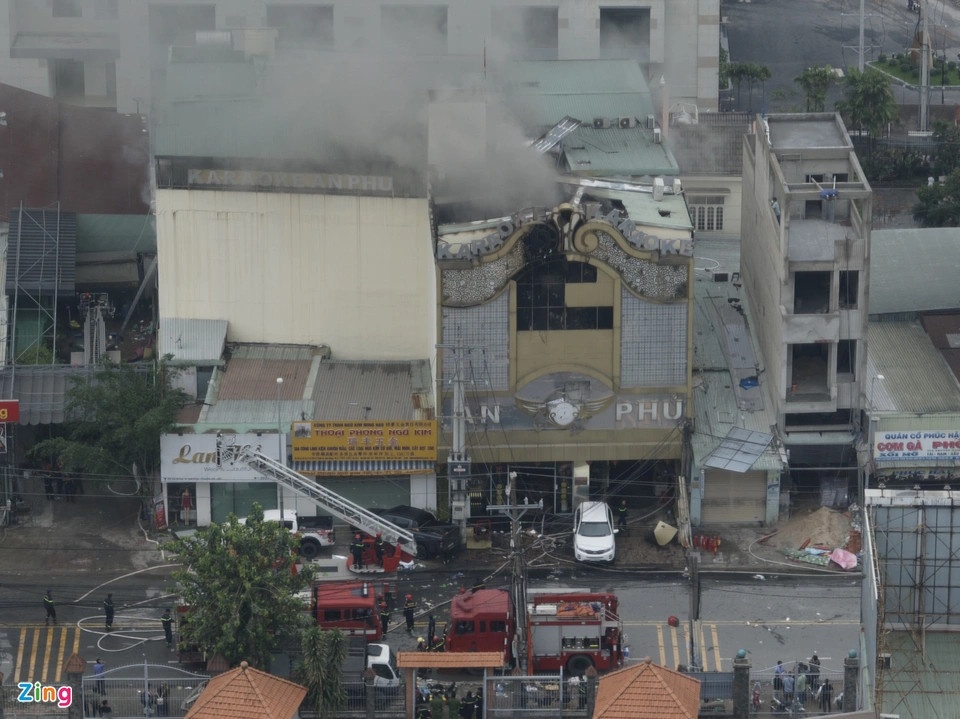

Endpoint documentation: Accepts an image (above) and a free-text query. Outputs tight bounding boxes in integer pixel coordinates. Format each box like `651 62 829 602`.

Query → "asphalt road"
723 0 960 113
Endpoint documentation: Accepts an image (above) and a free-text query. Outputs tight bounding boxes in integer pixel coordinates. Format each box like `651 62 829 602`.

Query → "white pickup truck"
247 509 336 559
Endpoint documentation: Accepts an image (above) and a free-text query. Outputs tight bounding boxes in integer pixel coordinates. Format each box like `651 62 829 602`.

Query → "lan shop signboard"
291 420 438 462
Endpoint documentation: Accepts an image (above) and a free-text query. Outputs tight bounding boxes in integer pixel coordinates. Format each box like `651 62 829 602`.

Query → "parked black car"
362 505 464 562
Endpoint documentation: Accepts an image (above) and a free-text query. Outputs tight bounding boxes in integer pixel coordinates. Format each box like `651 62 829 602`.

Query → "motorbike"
770 695 805 715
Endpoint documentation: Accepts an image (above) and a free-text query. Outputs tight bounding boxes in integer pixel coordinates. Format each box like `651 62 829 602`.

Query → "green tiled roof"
562 126 679 177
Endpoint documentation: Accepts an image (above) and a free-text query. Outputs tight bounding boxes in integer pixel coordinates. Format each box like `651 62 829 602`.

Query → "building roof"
921 313 960 381
558 179 693 234
199 349 433 427
669 112 752 176
593 657 700 719
691 239 783 471
866 322 960 413
561 126 679 177
184 661 306 719
496 59 655 131
766 113 851 151
870 229 960 315
158 318 229 364
879 631 960 719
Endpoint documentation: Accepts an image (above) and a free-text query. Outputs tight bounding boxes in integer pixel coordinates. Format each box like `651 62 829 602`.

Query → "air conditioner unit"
593 117 611 129
878 653 892 669
619 116 637 128
653 127 662 143
646 114 656 129
653 177 665 201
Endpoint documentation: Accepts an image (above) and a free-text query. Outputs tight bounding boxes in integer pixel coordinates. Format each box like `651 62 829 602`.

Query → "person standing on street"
819 678 833 712
103 593 115 631
160 609 174 648
93 658 106 695
617 499 628 529
379 601 390 636
404 594 416 634
44 590 57 625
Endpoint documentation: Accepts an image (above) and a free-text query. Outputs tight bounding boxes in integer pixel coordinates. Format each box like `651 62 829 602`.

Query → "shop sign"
161 433 282 481
187 169 394 194
874 429 960 460
291 420 438 461
0 399 19 422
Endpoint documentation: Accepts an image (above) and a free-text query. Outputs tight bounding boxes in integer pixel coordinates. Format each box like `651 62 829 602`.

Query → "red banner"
0 400 19 423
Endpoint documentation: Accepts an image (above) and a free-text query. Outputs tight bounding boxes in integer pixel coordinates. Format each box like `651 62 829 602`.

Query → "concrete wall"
156 189 436 361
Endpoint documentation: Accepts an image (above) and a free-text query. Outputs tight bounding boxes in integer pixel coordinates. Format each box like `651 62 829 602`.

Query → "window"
599 8 650 61
839 271 859 309
267 5 334 48
516 258 612 331
688 195 725 232
323 609 343 621
455 621 475 634
52 0 81 18
490 620 506 633
837 340 856 378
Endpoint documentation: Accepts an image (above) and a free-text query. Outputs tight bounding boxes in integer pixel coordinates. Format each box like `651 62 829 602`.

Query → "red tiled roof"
593 657 700 719
184 662 306 719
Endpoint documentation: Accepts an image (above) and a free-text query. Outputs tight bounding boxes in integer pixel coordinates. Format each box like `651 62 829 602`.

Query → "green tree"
170 503 315 668
727 62 771 111
913 169 960 227
28 361 187 479
296 627 348 718
931 120 960 176
835 67 896 139
795 66 836 112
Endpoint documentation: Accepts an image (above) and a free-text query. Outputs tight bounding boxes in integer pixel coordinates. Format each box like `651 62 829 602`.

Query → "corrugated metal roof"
669 112 752 176
692 239 782 471
879 631 960 718
199 351 433 427
870 229 960 315
311 359 434 421
562 126 679 177
867 322 960 413
76 214 156 254
561 181 692 232
496 59 654 130
158 318 228 364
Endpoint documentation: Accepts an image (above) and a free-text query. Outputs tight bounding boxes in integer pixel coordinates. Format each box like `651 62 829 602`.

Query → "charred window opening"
267 5 334 48
793 271 831 314
599 8 651 61
516 258 612 331
839 271 859 309
788 343 830 399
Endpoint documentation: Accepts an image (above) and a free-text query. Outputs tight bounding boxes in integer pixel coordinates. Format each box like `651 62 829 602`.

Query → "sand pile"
772 506 853 551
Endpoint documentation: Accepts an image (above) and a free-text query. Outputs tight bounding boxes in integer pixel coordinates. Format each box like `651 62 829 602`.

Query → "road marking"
14 627 28 684
698 623 708 671
656 624 666 666
711 624 722 671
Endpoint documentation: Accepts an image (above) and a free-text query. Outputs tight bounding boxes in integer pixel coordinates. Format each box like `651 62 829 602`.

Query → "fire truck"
312 580 387 640
444 589 625 675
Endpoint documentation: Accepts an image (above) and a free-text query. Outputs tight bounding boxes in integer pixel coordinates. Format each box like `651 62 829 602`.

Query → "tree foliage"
727 62 771 111
913 169 960 227
931 120 960 176
296 628 349 718
28 361 187 479
795 66 836 112
836 67 896 138
170 503 315 668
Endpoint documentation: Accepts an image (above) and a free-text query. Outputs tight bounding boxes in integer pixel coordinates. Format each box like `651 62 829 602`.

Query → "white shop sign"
874 429 960 461
161 433 283 481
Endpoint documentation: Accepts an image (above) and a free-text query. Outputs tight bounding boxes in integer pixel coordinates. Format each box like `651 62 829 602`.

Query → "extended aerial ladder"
215 434 418 556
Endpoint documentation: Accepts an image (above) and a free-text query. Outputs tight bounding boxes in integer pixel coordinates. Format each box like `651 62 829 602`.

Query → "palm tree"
836 67 897 140
795 66 836 112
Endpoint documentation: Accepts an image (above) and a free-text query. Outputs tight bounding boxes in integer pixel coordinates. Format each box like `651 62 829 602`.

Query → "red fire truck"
312 580 394 641
445 589 625 675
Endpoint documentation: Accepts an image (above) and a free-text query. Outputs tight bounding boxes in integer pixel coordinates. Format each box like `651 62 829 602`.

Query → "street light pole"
276 377 284 519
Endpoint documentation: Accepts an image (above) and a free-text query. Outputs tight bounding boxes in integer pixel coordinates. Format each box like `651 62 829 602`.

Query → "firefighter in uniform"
374 532 386 567
351 533 365 570
430 633 444 652
617 499 628 529
379 601 390 636
404 594 416 633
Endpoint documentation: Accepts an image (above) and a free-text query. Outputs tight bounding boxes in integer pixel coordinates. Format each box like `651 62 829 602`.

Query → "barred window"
688 195 726 232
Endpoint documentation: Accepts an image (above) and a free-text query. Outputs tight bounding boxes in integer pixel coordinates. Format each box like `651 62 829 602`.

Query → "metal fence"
485 674 590 719
78 663 209 719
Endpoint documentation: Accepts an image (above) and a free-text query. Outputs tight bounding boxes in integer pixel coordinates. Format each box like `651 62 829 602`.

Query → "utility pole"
919 0 930 131
438 340 473 542
688 552 702 671
488 471 541 673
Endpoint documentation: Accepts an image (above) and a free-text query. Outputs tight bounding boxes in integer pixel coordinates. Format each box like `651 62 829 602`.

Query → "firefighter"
617 499 628 529
430 633 445 652
374 532 386 567
351 533 365 570
417 636 427 651
460 691 477 719
404 593 416 634
379 601 391 636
